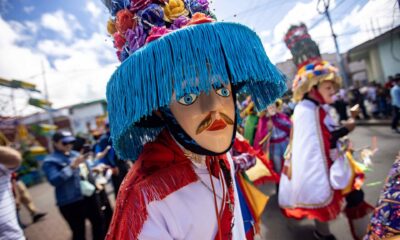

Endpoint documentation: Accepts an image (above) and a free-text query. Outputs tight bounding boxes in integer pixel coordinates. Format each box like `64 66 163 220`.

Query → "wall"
378 36 400 81
70 103 105 134
366 47 385 83
275 60 297 88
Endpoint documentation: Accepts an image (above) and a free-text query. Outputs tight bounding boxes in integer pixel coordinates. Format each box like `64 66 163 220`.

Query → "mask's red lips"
207 119 227 131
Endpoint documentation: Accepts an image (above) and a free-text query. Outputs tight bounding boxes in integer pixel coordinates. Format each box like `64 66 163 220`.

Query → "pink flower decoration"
113 32 126 49
145 26 171 43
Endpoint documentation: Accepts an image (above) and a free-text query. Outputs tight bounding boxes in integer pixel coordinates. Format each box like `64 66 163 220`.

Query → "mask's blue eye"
215 87 230 97
178 93 198 105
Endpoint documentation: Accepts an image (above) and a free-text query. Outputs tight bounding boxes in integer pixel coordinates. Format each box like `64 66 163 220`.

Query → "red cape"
105 130 198 240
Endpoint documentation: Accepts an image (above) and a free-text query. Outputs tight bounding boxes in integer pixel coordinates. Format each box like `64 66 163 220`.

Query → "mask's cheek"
169 100 203 137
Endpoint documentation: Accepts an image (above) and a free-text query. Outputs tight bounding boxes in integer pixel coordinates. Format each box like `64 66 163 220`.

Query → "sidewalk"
356 118 392 126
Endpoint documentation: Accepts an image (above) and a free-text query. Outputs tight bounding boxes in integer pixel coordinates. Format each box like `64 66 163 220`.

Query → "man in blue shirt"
94 124 129 198
391 75 400 133
43 131 105 240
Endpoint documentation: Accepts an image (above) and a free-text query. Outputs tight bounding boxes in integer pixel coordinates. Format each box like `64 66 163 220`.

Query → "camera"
82 144 92 154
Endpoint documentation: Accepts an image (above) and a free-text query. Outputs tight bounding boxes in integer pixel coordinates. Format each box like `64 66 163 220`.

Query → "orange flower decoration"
115 9 137 34
186 12 214 26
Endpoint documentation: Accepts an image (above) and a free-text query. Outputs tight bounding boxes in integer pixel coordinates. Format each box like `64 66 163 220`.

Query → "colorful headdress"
292 61 342 102
284 23 322 68
102 0 287 160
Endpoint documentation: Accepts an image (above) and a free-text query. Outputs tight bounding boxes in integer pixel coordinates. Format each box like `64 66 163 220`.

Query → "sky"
0 0 399 116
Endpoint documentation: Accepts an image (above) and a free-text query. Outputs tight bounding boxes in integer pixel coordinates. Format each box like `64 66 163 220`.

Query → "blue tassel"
106 22 287 160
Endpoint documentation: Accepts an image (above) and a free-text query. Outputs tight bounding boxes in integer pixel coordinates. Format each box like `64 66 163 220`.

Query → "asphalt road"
20 126 399 240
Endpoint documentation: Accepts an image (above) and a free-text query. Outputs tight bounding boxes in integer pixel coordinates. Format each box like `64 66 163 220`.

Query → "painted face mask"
267 104 277 116
161 83 237 155
105 20 287 160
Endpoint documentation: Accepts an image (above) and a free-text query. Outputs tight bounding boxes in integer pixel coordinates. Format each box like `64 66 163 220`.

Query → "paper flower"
130 0 152 13
106 0 131 16
125 25 147 53
186 0 209 14
146 26 171 43
113 32 126 49
171 16 190 30
138 4 165 30
107 19 117 35
186 12 214 26
163 0 189 22
117 48 130 62
116 9 137 34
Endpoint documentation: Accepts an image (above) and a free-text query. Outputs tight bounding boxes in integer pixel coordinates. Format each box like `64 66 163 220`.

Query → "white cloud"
86 1 101 18
8 20 39 43
0 16 118 116
334 0 400 50
259 30 271 38
41 10 83 40
23 6 35 14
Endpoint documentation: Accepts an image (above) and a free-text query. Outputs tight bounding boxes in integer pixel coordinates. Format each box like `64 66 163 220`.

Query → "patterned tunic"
364 158 400 239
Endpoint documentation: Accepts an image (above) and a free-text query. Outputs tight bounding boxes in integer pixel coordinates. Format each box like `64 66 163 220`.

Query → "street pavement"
20 126 399 240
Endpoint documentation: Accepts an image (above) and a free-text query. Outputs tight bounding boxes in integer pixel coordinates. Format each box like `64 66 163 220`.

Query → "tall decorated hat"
284 24 341 102
292 60 342 102
102 0 287 160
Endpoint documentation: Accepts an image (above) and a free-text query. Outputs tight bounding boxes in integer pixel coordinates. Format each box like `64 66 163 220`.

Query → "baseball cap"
52 131 76 144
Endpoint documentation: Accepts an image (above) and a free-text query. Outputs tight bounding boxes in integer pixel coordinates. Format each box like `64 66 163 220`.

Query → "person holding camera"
42 131 105 240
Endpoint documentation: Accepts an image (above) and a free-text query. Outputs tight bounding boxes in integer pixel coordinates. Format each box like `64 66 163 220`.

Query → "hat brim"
61 136 76 144
107 22 287 160
292 72 342 102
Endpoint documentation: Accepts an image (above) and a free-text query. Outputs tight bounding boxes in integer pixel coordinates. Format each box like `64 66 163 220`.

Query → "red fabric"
308 88 326 105
281 190 343 222
245 230 255 240
216 180 235 240
345 201 374 240
233 137 279 183
345 201 374 220
105 130 198 240
318 108 333 168
203 155 235 240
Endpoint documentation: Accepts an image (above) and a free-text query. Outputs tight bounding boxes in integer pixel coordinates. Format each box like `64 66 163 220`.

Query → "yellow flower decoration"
107 19 117 35
163 0 189 22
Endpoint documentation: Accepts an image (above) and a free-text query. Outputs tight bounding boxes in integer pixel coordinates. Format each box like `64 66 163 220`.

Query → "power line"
267 24 398 47
309 0 346 30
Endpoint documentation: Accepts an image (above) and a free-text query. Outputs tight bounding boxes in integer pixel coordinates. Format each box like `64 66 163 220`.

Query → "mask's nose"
199 90 224 114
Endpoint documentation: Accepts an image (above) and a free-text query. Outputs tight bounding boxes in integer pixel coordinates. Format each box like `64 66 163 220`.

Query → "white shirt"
0 163 25 240
138 154 245 240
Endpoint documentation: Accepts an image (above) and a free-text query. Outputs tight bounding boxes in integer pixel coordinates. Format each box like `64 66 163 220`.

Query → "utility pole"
317 0 350 87
41 61 54 152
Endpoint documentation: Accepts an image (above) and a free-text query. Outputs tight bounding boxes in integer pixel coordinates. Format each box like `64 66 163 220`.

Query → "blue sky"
0 0 399 116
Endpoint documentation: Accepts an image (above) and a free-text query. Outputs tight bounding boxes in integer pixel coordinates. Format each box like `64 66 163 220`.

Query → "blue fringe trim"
107 22 287 160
